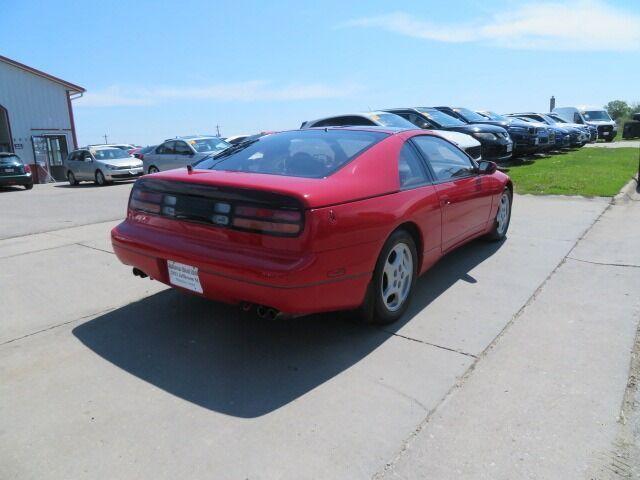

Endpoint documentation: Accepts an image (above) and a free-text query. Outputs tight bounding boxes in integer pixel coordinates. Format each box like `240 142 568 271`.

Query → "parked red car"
111 127 512 324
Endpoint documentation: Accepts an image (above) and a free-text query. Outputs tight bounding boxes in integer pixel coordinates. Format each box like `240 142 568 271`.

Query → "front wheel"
486 188 512 241
148 166 159 174
24 183 33 190
67 171 78 186
359 230 418 325
95 170 108 186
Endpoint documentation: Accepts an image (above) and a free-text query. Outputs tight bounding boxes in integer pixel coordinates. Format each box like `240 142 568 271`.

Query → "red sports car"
111 127 512 324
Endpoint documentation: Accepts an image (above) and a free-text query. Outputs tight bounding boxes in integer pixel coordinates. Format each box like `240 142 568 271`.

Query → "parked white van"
552 106 617 142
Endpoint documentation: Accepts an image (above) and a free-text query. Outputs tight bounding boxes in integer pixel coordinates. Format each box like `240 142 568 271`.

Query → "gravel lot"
1 181 638 479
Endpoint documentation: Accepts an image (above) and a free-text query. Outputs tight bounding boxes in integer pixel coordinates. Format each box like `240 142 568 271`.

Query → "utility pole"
216 125 221 137
549 95 556 113
103 134 108 144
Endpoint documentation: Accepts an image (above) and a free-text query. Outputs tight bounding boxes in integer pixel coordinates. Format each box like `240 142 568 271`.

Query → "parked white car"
553 106 617 142
143 136 230 173
301 111 482 160
432 130 482 160
65 146 143 186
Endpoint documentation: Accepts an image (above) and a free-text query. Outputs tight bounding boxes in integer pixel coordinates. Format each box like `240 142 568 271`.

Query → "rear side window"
412 136 475 182
196 129 388 178
156 141 175 154
174 141 192 155
398 143 430 188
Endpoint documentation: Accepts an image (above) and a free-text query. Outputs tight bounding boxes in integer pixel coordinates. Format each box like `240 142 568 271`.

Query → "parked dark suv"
385 107 513 162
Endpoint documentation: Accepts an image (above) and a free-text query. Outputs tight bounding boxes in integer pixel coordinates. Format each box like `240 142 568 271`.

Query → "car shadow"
54 180 136 189
0 186 29 193
72 238 503 418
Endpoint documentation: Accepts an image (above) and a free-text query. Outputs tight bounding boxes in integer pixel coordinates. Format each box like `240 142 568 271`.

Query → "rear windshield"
483 111 508 122
91 148 131 160
195 129 388 178
188 137 230 153
453 108 488 123
0 155 21 164
415 108 466 127
367 113 416 129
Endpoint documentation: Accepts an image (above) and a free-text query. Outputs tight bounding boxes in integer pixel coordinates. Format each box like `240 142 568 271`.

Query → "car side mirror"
84 156 92 162
478 161 497 174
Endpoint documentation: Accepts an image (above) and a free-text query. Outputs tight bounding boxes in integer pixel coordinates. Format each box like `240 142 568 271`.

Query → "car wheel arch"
390 221 424 272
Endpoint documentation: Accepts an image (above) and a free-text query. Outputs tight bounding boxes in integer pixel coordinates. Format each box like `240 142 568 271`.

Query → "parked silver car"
143 136 230 173
65 146 143 186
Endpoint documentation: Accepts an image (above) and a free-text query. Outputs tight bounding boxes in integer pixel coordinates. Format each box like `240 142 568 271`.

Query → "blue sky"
2 0 639 146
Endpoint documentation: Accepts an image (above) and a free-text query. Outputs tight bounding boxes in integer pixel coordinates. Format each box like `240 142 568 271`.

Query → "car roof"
0 152 19 156
303 125 416 135
303 111 415 126
164 135 222 141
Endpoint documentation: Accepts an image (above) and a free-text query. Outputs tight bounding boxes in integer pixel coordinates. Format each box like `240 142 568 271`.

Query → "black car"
475 110 543 155
0 153 33 190
385 107 513 162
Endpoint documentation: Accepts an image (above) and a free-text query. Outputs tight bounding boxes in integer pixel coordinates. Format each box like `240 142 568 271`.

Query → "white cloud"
76 80 360 107
342 1 640 52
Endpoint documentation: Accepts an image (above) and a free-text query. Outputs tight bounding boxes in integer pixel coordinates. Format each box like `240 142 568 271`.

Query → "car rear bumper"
0 173 33 186
111 220 374 315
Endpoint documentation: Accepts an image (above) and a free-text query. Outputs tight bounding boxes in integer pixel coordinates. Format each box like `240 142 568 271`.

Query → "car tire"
148 166 159 174
95 170 108 186
605 137 615 143
67 171 79 186
486 187 512 241
359 229 418 325
24 183 33 190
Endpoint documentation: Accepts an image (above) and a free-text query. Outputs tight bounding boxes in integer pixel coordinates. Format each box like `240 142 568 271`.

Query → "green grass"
504 147 639 197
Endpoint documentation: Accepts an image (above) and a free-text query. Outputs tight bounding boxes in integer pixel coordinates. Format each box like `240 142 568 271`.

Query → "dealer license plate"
167 260 203 293
4 168 14 173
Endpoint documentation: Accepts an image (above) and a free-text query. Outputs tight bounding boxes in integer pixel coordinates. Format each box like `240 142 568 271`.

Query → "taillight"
129 184 303 236
232 205 302 235
24 164 31 173
130 189 162 213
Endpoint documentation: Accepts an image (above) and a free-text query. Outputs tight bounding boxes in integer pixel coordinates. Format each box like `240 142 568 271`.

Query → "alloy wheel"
380 243 413 312
496 192 510 236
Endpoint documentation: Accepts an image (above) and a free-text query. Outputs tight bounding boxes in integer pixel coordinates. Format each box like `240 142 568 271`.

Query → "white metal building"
0 55 85 183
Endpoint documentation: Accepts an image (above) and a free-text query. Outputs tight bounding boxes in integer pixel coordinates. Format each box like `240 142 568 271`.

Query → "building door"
31 135 68 182
0 105 12 152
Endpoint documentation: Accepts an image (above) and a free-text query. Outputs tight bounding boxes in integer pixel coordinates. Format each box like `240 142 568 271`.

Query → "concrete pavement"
1 182 638 479
585 140 640 149
380 182 640 479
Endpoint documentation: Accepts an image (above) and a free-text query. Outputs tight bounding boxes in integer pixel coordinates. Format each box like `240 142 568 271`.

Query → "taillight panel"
128 179 304 237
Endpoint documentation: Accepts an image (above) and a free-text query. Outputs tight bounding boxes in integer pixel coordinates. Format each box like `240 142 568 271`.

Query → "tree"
630 102 640 115
604 100 630 120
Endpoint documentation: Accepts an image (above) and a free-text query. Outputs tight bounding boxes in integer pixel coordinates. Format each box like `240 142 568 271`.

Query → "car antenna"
187 164 193 173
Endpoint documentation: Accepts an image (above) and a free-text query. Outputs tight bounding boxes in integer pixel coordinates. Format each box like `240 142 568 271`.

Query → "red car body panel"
111 128 510 315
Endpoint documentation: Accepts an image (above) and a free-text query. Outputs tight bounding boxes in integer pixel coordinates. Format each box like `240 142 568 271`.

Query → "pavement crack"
0 243 73 260
378 329 477 359
567 257 640 269
0 307 117 346
75 242 114 255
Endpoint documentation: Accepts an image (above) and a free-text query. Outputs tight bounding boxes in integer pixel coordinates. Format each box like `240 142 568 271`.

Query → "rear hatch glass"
194 129 388 178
